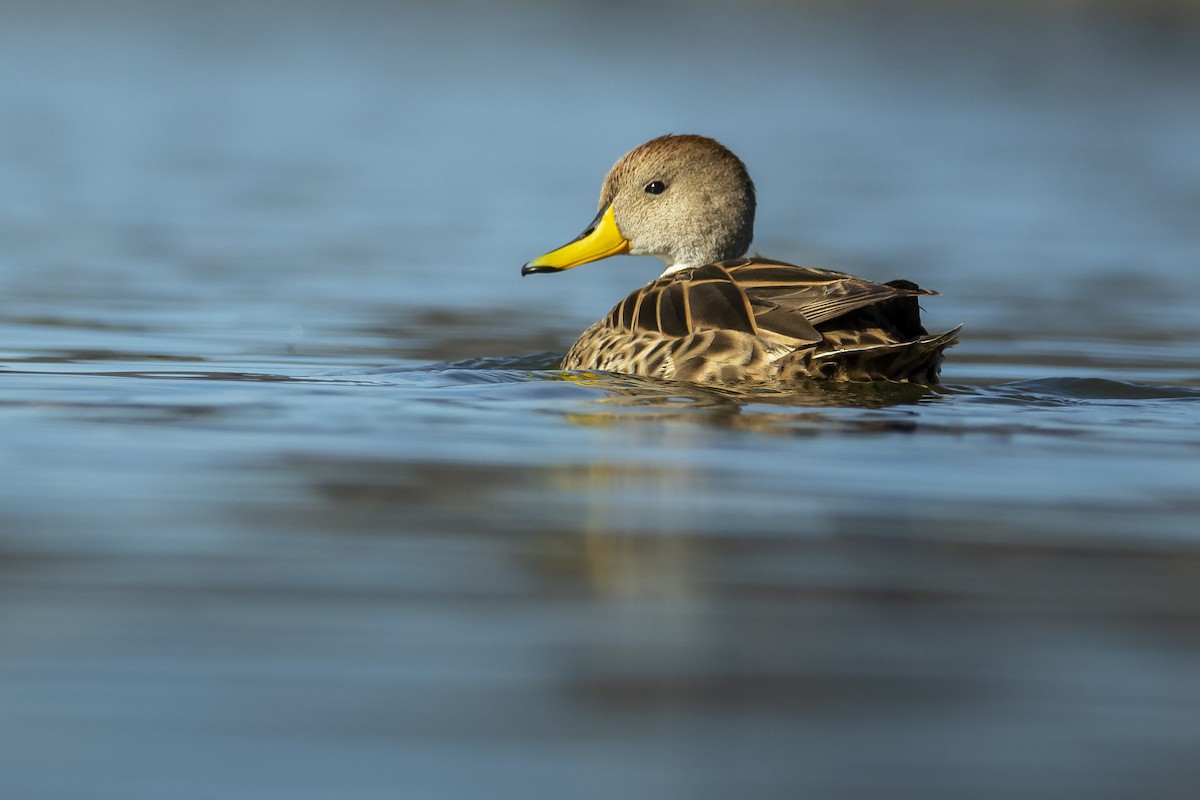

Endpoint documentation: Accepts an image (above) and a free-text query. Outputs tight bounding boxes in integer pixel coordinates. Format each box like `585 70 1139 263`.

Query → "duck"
522 134 960 384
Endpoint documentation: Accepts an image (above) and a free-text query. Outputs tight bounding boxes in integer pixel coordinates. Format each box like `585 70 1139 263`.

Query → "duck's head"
522 134 756 277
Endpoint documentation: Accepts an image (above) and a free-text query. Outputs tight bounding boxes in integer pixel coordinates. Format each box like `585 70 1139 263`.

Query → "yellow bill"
521 205 630 275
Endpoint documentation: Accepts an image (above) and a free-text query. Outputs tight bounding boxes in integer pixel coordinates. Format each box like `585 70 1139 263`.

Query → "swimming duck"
522 134 959 384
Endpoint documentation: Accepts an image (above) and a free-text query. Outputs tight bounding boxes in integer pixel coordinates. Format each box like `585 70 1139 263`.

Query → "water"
2 2 1200 798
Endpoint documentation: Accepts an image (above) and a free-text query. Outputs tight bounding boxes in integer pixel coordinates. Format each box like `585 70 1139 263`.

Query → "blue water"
2 2 1200 798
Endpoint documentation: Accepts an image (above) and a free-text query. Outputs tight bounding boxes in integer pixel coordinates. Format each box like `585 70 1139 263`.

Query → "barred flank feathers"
563 258 959 384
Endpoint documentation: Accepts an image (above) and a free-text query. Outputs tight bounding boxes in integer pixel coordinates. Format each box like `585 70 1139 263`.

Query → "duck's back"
562 258 959 384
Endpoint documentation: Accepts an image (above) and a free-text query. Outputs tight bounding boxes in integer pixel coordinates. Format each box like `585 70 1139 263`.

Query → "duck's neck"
656 239 750 278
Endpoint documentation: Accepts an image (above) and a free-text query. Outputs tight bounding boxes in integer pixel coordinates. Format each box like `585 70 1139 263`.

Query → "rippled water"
2 2 1200 798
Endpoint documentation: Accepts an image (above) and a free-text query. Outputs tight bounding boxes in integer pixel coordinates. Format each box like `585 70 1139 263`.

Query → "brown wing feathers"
610 259 930 341
588 258 953 383
683 265 758 333
726 259 931 326
613 263 758 337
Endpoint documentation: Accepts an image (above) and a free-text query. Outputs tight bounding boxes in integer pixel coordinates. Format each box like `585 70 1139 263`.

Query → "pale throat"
659 261 699 278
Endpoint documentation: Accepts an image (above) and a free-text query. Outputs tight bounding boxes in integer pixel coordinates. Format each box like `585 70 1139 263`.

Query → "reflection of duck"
524 135 960 384
557 370 932 435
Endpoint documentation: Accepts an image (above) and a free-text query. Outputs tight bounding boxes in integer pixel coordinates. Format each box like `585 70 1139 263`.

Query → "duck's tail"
807 325 962 384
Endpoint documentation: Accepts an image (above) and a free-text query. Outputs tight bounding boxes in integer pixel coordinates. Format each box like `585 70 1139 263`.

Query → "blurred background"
2 1 1199 798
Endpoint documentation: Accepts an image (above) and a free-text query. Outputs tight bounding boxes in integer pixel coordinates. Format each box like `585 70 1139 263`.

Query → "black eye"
644 180 666 195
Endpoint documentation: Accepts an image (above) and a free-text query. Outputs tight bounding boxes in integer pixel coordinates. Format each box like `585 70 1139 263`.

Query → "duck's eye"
644 180 667 195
